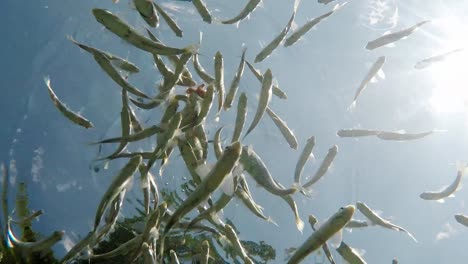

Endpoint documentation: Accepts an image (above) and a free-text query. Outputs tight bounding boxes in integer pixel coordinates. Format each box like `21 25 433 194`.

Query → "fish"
92 125 163 146
414 48 463 69
193 53 215 83
145 29 196 87
93 155 142 230
420 170 463 202
284 2 346 47
254 0 299 63
336 241 367 264
337 129 381 138
7 221 64 254
163 141 242 235
350 56 386 110
366 20 430 50
193 84 215 127
345 219 370 229
133 0 159 28
161 52 193 92
265 107 298 149
192 0 212 23
287 205 355 264
308 215 337 264
294 136 315 185
454 214 468 227
244 69 273 138
201 240 210 264
101 90 132 160
59 232 97 264
213 127 224 159
240 145 298 196
152 2 183 37
245 61 287 99
303 145 338 189
376 130 437 141
232 92 248 143
170 250 181 264
44 76 93 129
318 0 335 4
235 184 276 225
68 36 139 73
224 224 255 264
214 51 225 113
356 201 417 242
90 235 142 260
92 9 195 55
224 48 247 110
221 0 262 25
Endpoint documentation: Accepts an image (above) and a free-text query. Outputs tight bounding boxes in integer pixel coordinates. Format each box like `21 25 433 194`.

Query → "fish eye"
339 207 344 210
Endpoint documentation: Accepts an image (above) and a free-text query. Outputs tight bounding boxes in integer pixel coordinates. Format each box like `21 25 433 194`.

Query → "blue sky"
2 0 468 262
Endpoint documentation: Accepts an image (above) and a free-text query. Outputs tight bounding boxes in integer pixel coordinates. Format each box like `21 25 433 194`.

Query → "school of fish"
1 0 466 263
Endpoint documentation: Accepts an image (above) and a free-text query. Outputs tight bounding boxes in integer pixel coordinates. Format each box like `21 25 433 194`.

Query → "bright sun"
425 17 468 114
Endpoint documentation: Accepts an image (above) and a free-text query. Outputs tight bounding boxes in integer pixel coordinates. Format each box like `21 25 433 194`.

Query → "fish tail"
184 43 200 55
347 101 357 112
295 217 304 233
267 216 279 227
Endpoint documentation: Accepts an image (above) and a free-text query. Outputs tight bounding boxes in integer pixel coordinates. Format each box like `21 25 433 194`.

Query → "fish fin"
296 217 304 233
347 101 357 112
377 69 386 79
436 199 445 203
267 216 279 227
385 43 397 48
370 76 378 83
220 172 235 196
195 162 213 180
329 229 343 248
404 230 418 242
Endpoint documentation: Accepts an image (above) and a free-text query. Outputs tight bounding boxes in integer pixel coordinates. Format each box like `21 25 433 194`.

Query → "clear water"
2 0 468 263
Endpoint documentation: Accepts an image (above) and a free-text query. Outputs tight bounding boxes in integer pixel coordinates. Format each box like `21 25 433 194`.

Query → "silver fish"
93 155 142 230
224 48 247 110
193 53 215 83
232 93 248 143
68 36 139 73
336 241 367 264
163 141 242 235
133 0 159 28
420 170 463 201
214 51 225 113
153 2 183 37
221 0 262 25
376 130 436 141
244 69 273 138
366 20 430 50
287 205 355 264
92 9 195 55
254 0 299 62
337 129 381 138
284 3 346 47
240 145 298 197
356 201 417 242
294 136 315 185
44 76 93 129
308 215 336 264
415 48 463 69
350 56 386 110
303 145 338 189
246 61 287 99
265 107 298 149
192 0 212 23
454 214 468 227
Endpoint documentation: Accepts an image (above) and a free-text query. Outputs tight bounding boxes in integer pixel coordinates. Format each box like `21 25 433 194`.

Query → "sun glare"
423 17 468 114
